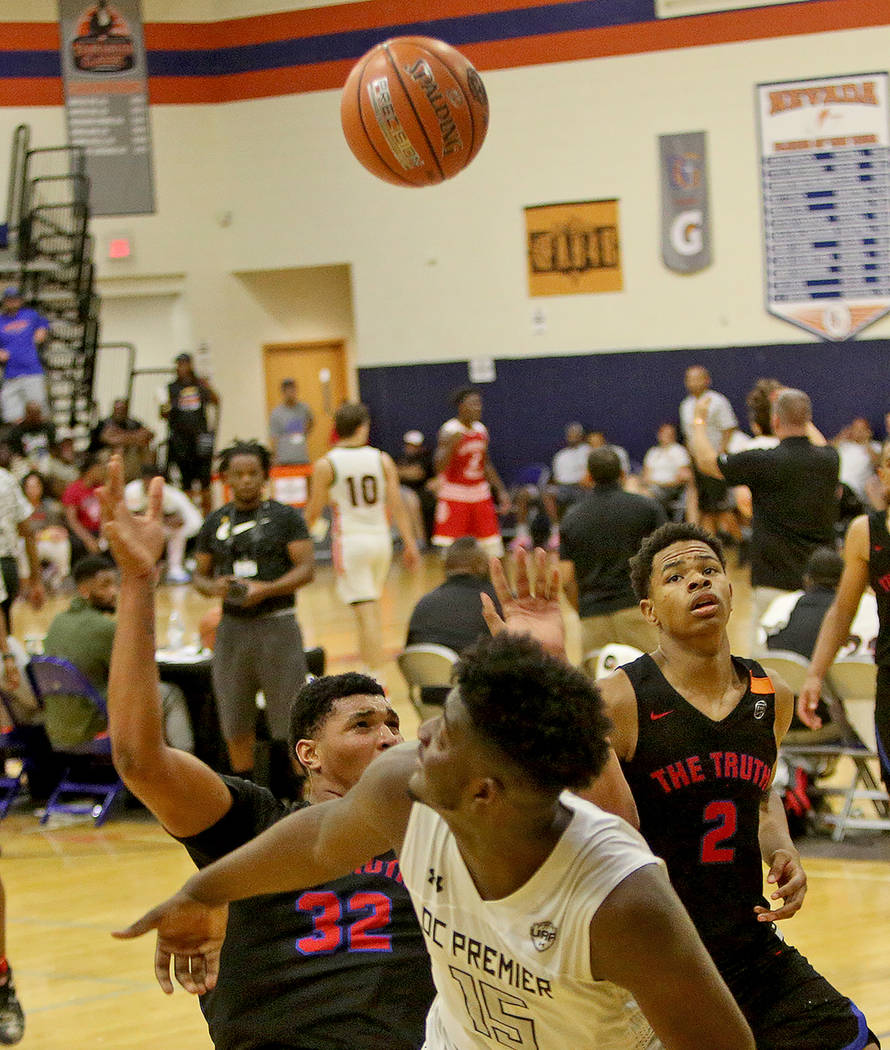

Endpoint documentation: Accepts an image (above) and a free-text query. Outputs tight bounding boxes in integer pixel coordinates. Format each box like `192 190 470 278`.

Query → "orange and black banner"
58 0 155 215
525 199 622 297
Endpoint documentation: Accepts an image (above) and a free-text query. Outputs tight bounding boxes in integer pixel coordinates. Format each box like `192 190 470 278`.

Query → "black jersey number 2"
345 475 379 506
700 800 737 864
295 889 392 954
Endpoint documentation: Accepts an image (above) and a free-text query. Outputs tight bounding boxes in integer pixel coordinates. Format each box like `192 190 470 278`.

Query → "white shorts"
1 373 48 423
333 530 392 604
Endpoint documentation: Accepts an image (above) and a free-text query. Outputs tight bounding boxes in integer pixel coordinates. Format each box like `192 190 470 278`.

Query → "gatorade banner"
659 132 711 274
58 0 155 215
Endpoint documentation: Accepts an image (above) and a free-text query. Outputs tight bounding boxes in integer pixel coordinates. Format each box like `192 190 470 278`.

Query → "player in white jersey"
125 465 203 584
116 550 753 1050
305 403 418 678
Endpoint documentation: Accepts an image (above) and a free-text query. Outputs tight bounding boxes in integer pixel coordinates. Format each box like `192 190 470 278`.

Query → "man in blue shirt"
0 287 49 423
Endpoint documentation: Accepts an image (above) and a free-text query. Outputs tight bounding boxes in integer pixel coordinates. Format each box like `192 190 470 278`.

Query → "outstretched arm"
590 865 754 1050
382 452 419 570
101 456 233 838
481 547 565 657
688 399 724 479
798 514 870 728
113 744 416 992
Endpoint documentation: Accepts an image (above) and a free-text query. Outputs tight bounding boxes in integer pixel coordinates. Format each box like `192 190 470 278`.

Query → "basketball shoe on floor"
0 970 24 1044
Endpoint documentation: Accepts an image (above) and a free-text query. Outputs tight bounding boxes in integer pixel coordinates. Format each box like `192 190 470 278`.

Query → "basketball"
340 36 489 187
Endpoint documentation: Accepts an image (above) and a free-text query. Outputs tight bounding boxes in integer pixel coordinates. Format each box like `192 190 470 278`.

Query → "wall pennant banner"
757 72 890 341
59 0 155 215
525 200 622 297
659 132 711 274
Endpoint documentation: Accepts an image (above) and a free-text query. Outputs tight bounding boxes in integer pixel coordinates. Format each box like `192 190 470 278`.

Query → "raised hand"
112 890 229 996
481 547 565 657
99 455 166 578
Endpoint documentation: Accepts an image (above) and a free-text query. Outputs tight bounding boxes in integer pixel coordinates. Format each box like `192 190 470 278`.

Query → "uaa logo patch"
530 921 557 952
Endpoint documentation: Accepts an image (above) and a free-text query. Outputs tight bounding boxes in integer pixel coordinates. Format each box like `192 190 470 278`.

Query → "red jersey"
437 419 490 502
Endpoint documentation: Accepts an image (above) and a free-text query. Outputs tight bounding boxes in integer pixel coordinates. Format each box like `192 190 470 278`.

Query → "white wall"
1 10 887 445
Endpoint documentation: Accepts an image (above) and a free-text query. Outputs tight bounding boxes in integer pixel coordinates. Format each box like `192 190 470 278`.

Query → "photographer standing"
194 440 314 786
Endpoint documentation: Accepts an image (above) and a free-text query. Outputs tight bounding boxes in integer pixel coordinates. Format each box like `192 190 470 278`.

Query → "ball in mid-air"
340 36 489 187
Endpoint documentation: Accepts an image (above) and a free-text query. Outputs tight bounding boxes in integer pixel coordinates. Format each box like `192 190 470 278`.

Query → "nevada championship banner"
58 0 155 215
659 132 711 274
757 73 890 340
525 200 622 296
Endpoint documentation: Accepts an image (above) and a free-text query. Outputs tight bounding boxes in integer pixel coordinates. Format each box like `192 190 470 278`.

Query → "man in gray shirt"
269 379 314 466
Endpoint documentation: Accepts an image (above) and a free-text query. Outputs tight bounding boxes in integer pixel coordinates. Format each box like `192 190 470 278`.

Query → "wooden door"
263 341 348 463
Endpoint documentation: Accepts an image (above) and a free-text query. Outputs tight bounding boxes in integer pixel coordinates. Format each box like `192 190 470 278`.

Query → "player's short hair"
288 672 386 762
444 536 488 577
334 403 370 439
454 633 612 792
630 521 726 600
218 439 271 477
772 388 811 428
72 554 115 584
451 386 480 409
804 546 843 590
587 447 621 484
746 377 783 436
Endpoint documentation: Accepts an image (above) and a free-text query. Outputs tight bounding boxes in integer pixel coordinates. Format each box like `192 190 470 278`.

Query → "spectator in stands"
833 417 881 509
0 456 43 631
679 364 739 539
161 352 219 516
62 452 107 563
125 464 202 584
395 430 436 544
511 422 589 553
586 428 631 477
21 471 70 591
560 446 666 656
0 286 49 424
641 422 692 519
92 398 153 482
43 554 193 752
269 378 314 466
8 401 55 475
689 387 839 654
43 436 79 499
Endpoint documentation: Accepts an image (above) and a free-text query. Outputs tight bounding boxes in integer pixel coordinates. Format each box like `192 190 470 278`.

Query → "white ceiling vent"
656 0 801 17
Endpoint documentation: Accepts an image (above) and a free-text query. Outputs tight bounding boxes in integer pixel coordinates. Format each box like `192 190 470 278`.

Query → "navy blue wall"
358 338 890 483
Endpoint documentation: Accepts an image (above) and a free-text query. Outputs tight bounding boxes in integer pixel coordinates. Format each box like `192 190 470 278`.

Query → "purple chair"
0 694 27 818
26 656 124 826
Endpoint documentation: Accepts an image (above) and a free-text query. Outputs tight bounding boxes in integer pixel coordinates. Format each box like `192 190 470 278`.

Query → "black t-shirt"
559 485 666 616
167 378 212 436
396 449 434 493
196 500 310 618
765 587 835 659
406 574 500 653
719 438 839 590
178 776 434 1050
620 654 777 958
868 510 890 667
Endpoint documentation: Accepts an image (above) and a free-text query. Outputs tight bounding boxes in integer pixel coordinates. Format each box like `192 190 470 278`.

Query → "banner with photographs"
525 200 622 296
58 0 155 215
757 72 890 340
659 132 711 273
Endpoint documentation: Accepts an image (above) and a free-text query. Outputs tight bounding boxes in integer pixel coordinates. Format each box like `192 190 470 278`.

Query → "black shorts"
693 463 732 512
169 450 212 490
715 931 878 1050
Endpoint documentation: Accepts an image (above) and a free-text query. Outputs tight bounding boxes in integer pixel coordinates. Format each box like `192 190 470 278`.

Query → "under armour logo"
428 868 443 892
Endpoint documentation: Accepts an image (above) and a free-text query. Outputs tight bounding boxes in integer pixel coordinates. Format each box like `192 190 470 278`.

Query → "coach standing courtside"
194 440 314 788
688 388 839 654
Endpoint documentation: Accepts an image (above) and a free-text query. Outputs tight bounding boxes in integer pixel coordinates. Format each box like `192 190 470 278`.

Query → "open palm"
481 548 566 657
99 456 166 577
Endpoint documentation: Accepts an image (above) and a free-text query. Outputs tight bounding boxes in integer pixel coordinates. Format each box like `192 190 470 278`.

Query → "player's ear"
295 738 320 773
640 597 658 626
470 776 503 809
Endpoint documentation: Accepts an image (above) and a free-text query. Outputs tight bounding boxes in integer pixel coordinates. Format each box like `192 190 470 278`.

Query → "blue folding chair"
26 656 125 826
0 694 27 818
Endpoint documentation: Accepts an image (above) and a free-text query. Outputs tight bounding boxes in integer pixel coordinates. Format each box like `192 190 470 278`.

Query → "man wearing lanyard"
194 440 314 789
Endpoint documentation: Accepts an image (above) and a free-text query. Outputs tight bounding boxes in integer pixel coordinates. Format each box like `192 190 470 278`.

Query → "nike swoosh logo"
650 710 674 721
